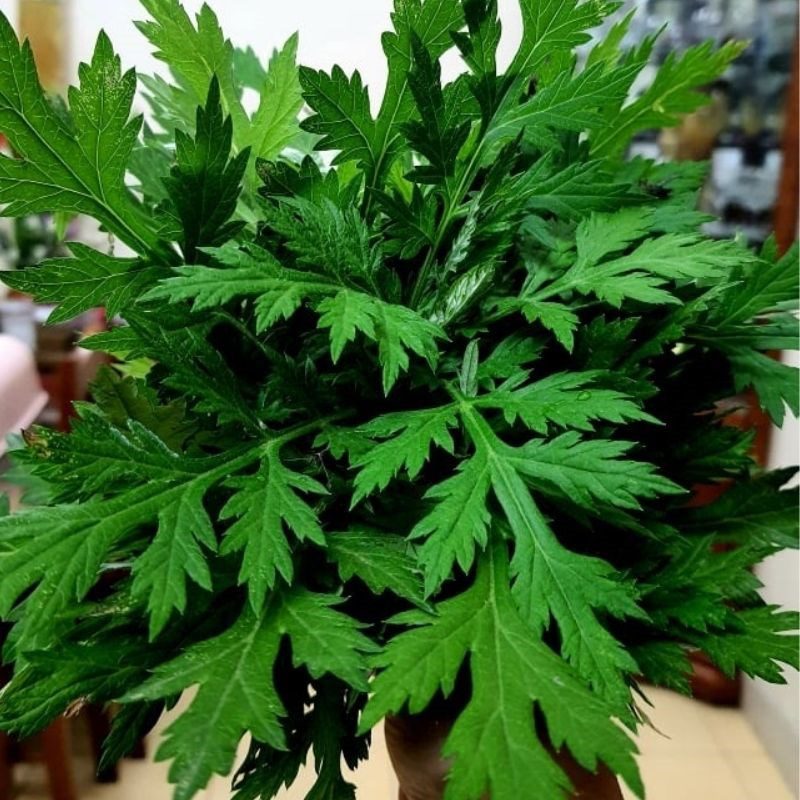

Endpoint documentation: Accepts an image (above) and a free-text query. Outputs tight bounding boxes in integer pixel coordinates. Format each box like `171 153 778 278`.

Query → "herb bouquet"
0 1 797 799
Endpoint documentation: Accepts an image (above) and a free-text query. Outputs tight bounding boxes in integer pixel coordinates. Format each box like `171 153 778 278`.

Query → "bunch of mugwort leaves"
0 0 798 798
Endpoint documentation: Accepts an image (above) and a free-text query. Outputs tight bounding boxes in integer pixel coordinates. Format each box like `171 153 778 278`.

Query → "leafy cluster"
1 2 798 799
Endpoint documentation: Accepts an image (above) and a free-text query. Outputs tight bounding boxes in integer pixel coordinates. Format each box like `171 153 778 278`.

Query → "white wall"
40 0 521 113
0 1 14 27
744 350 800 795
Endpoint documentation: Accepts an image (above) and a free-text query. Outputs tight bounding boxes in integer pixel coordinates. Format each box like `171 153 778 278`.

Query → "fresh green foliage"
136 0 302 166
220 441 327 611
0 2 797 800
362 545 644 799
1 243 158 323
591 39 747 157
123 592 377 800
0 19 168 259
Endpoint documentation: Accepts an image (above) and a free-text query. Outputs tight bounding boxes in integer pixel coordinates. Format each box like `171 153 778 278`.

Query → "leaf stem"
214 311 283 364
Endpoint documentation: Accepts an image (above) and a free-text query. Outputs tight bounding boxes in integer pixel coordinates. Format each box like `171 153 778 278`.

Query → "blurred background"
0 1 797 798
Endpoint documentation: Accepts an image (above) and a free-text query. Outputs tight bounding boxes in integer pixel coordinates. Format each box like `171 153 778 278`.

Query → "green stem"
407 75 528 310
214 311 283 364
270 414 350 450
408 154 480 310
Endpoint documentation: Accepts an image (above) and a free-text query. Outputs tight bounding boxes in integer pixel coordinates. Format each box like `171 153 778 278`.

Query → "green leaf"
523 158 641 218
711 241 800 326
487 62 639 150
728 350 799 426
317 290 378 362
0 484 183 653
1 243 158 324
586 9 636 69
0 444 257 653
539 227 753 308
592 40 747 158
643 536 766 615
123 609 286 800
0 22 166 259
679 470 800 550
220 445 327 611
411 451 492 595
265 198 383 290
667 422 755 482
243 34 303 162
137 0 248 145
476 333 543 381
144 244 338 329
630 642 692 695
99 702 166 774
511 432 683 510
163 78 249 260
452 0 502 119
149 246 442 393
131 475 218 638
362 544 642 800
327 528 424 604
692 606 799 682
258 155 355 206
367 0 465 193
303 680 361 800
19 407 190 499
318 290 445 393
402 35 472 184
574 206 654 265
125 591 376 800
232 679 366 800
138 71 198 139
0 639 153 737
459 341 480 397
461 410 649 712
233 44 267 89
78 325 148 359
510 0 617 79
299 66 378 169
125 314 260 428
475 371 657 434
138 0 302 171
351 406 458 502
429 262 495 325
369 300 444 391
88 367 195 450
518 300 579 351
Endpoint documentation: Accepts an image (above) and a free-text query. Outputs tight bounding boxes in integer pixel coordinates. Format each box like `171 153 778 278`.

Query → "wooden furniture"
0 731 11 800
37 343 107 432
774 41 799 254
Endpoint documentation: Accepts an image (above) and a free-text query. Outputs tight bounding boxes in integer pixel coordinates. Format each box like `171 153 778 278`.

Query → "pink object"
0 334 48 455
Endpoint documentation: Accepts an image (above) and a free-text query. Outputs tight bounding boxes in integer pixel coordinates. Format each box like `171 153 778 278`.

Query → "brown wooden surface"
774 41 799 255
86 706 118 783
40 720 76 800
0 732 11 800
18 0 68 91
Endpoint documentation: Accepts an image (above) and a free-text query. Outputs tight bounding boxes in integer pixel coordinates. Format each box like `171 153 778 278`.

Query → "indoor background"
0 1 797 798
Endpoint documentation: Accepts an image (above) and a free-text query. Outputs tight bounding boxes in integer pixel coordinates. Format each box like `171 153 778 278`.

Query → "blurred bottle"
704 100 783 244
659 83 730 161
18 0 68 92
